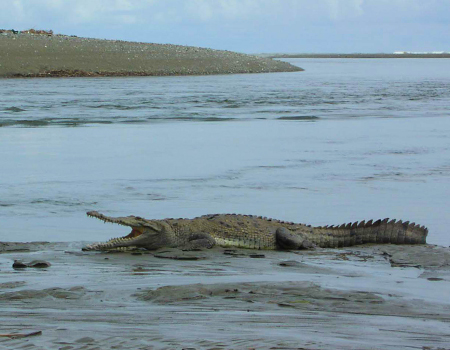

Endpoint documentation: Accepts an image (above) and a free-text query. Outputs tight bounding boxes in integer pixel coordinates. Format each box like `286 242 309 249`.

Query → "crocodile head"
83 211 173 251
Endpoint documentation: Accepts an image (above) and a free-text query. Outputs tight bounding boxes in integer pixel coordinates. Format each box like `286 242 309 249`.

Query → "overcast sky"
2 0 449 53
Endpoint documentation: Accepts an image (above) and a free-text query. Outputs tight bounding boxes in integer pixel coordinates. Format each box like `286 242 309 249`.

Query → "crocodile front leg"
276 227 315 250
180 232 216 250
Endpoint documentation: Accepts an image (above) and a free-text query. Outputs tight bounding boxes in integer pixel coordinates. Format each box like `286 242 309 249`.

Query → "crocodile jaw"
82 229 144 252
83 237 141 252
83 211 170 251
83 212 146 251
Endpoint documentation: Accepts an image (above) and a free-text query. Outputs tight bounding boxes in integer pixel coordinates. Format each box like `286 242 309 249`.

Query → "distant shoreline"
262 53 450 59
0 33 302 78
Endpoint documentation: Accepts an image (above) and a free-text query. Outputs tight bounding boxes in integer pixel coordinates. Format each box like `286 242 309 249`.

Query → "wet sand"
1 242 449 349
0 33 302 78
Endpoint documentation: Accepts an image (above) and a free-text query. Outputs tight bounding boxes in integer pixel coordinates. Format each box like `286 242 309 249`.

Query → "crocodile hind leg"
276 227 315 250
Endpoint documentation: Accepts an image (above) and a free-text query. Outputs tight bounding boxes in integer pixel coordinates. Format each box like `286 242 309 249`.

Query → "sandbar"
0 33 302 78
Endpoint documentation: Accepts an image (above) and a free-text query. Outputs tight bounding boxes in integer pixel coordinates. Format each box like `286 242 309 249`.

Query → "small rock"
12 260 28 268
279 260 303 267
76 336 95 343
27 260 51 268
12 260 51 269
223 250 245 257
277 303 295 308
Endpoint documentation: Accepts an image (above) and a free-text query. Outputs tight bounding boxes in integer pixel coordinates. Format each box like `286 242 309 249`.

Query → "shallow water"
1 58 450 245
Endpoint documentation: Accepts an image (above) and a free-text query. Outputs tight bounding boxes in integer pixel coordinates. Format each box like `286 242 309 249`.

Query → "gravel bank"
0 33 302 78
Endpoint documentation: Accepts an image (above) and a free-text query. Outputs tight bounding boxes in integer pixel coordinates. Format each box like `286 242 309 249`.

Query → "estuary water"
1 58 450 245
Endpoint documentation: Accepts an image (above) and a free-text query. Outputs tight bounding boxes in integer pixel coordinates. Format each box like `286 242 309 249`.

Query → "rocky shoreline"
0 33 302 78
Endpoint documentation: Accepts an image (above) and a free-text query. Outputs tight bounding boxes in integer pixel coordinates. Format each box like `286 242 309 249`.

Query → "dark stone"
279 260 303 267
12 260 51 269
76 337 95 343
12 260 28 269
27 260 51 268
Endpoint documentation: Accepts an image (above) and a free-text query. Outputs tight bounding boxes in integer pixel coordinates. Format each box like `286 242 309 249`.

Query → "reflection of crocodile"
83 211 428 251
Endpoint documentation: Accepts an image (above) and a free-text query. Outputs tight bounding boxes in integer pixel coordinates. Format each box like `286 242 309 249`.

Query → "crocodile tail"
312 219 428 248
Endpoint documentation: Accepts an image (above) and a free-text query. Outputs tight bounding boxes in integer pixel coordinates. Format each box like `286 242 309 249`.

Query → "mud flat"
1 242 449 349
0 33 302 78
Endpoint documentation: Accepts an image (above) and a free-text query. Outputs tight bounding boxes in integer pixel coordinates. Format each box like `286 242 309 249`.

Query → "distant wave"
4 106 26 112
277 116 319 121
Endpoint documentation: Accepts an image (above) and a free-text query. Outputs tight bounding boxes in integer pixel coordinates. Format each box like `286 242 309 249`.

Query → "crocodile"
83 211 428 251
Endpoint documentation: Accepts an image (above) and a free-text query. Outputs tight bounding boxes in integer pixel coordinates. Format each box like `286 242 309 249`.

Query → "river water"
1 58 449 246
